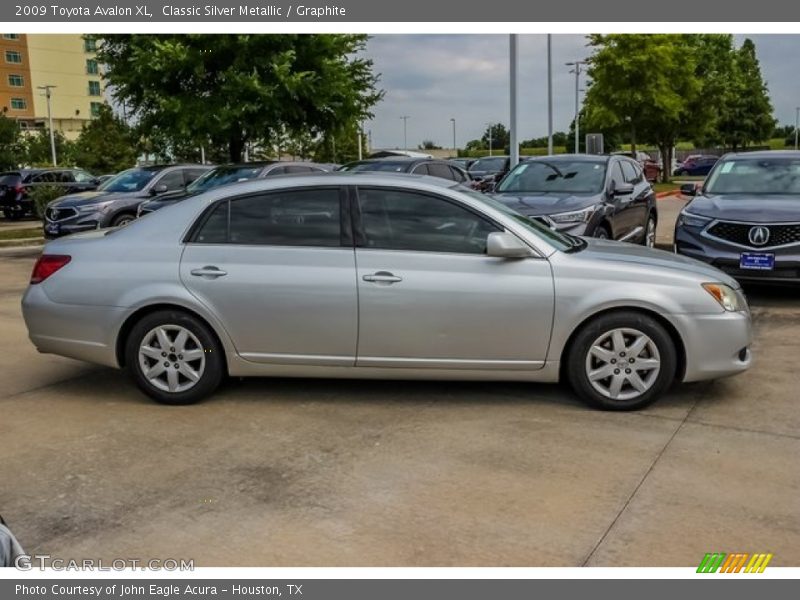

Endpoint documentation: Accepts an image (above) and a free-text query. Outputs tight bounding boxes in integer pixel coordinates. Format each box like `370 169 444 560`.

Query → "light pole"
509 34 519 169
487 123 493 156
37 85 57 166
795 107 799 150
566 60 586 154
400 115 409 151
547 34 553 155
357 122 363 160
450 118 456 156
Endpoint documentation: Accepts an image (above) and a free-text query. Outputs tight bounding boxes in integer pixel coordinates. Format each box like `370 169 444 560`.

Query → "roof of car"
527 153 610 163
723 150 800 159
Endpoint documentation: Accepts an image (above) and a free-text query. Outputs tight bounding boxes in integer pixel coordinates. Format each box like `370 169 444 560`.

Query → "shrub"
29 185 69 219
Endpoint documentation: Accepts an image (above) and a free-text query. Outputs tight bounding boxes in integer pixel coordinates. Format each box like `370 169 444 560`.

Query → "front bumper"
671 309 752 382
43 213 103 238
675 224 800 283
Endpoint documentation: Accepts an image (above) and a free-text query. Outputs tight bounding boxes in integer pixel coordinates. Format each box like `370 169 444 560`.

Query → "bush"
29 185 69 219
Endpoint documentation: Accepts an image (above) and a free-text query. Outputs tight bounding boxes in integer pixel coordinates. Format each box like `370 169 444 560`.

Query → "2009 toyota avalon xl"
22 173 752 410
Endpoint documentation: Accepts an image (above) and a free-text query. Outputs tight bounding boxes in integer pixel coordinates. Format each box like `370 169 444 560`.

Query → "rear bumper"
671 310 752 382
21 284 124 368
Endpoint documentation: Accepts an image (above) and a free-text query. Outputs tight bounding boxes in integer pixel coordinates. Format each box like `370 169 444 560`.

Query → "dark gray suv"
44 164 211 238
675 151 800 283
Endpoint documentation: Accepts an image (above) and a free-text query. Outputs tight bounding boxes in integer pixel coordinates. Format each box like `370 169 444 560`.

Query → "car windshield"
470 157 506 172
453 185 577 252
705 158 800 195
497 160 606 194
187 166 263 193
99 168 157 193
344 161 410 173
0 173 21 185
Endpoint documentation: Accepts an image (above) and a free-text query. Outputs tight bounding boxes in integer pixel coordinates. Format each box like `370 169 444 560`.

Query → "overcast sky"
363 34 800 150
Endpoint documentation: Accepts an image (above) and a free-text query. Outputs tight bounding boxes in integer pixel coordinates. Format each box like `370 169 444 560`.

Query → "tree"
481 123 509 152
716 38 775 150
97 34 383 162
313 122 366 164
0 114 24 170
419 140 441 150
72 105 138 174
23 128 75 167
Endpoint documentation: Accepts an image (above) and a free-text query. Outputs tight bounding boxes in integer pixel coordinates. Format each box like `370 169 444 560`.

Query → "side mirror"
486 231 531 258
680 183 697 197
613 182 635 196
151 183 168 195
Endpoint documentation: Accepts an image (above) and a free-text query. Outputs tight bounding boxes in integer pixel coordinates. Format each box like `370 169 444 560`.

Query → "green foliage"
313 122 366 164
73 105 137 174
29 184 69 219
419 140 441 150
520 131 569 148
23 129 75 167
97 34 384 162
0 114 25 170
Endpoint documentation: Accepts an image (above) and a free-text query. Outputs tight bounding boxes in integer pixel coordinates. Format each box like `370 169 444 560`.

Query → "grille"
46 207 77 222
707 221 800 248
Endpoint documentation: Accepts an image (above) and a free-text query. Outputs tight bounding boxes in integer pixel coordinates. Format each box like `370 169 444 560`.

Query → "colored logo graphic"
697 553 773 573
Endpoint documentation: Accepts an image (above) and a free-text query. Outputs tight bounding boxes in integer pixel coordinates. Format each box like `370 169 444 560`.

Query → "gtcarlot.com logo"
697 552 773 573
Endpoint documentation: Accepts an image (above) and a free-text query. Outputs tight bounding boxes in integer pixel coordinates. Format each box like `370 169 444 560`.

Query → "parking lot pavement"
1 244 798 567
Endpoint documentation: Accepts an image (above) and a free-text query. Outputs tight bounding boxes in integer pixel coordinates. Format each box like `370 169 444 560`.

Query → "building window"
83 37 97 52
5 50 22 64
86 59 98 75
88 81 101 96
10 98 27 110
8 74 24 87
3 34 20 40
90 102 103 117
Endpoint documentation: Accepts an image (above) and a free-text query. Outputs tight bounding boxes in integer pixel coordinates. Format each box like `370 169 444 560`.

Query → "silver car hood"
572 238 739 287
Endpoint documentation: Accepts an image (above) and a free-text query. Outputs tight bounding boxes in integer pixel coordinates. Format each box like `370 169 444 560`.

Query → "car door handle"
190 266 227 278
363 271 403 284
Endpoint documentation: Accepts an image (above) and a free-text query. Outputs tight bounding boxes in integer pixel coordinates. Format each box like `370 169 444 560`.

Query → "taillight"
30 255 71 284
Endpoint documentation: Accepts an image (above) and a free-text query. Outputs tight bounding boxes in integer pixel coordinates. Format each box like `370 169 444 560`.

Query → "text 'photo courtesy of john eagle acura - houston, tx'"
22 173 752 411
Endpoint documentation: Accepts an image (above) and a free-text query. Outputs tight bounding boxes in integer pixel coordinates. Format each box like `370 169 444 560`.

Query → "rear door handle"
190 266 227 278
363 271 403 284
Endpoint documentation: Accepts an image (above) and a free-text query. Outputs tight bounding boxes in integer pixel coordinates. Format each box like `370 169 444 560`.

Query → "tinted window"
100 168 157 192
347 161 410 173
705 158 800 195
497 160 607 194
470 157 507 172
31 172 57 183
411 163 430 175
265 166 288 176
609 162 626 191
188 165 262 192
0 173 21 186
157 170 186 192
427 163 455 180
73 170 95 183
357 188 499 254
194 189 342 246
184 169 208 185
285 165 313 174
619 160 638 183
449 166 467 182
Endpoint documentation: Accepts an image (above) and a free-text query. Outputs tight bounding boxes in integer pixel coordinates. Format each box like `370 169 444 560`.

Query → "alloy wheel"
584 327 661 401
646 217 657 248
138 325 206 393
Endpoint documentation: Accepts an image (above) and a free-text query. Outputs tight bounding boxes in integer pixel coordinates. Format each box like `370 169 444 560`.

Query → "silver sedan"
22 173 752 410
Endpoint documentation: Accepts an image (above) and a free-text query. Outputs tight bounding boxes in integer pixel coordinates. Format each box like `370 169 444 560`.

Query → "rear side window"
356 188 500 254
427 163 455 180
193 188 342 247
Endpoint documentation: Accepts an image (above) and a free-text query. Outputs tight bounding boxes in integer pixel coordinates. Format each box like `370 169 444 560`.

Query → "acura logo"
748 226 770 246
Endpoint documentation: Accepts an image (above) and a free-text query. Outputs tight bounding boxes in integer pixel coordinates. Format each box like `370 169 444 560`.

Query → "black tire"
592 225 610 240
111 212 135 227
124 309 224 405
641 213 657 247
566 311 677 410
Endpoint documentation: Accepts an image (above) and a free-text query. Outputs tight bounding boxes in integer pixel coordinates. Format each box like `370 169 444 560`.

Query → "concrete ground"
1 199 798 567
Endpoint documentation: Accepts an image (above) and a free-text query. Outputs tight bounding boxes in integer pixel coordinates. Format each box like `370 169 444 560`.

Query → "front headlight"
77 201 114 214
678 210 711 228
549 206 595 224
702 283 746 312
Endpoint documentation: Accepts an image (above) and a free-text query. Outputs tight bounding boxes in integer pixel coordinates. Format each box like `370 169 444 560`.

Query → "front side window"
619 160 639 184
427 163 456 181
5 51 22 64
193 189 342 247
155 170 186 192
357 188 499 254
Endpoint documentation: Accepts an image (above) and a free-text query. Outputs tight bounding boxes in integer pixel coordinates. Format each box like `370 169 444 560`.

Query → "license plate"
45 223 60 235
740 252 775 270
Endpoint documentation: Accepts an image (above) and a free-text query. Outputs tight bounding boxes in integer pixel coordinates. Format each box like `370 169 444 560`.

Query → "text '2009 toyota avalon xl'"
22 173 752 410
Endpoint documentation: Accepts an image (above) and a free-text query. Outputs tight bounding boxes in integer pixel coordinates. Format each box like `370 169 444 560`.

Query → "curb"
0 237 44 248
656 190 680 199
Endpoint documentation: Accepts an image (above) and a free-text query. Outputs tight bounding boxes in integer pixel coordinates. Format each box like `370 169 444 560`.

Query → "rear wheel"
566 311 677 410
593 225 610 240
642 214 657 247
124 310 224 405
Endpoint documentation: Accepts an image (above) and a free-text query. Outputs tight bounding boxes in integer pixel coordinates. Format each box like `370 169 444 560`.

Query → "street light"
566 60 586 154
547 34 553 156
450 118 456 156
400 115 410 151
795 107 799 151
487 122 494 156
37 85 57 166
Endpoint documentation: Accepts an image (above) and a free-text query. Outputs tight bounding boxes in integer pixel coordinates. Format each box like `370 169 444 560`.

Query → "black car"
675 151 800 283
137 161 331 217
338 157 470 183
449 157 476 171
491 154 658 246
0 168 99 219
43 164 210 238
467 155 512 191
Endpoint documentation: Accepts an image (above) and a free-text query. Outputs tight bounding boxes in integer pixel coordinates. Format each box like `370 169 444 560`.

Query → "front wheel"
566 311 677 410
592 225 610 240
642 214 657 247
111 213 135 227
124 310 224 405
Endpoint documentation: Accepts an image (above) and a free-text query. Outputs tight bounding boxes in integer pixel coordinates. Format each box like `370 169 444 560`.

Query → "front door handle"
190 266 227 278
363 271 403 284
